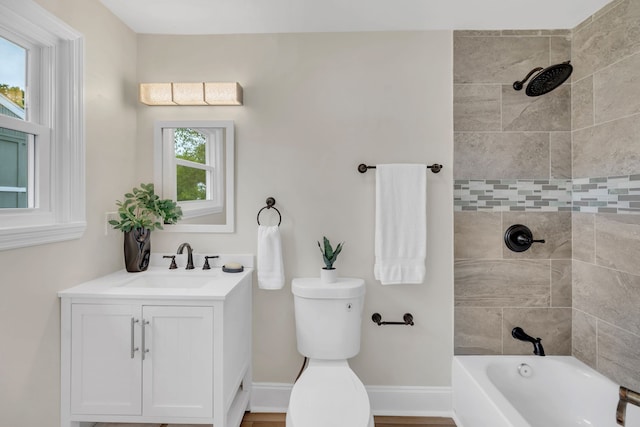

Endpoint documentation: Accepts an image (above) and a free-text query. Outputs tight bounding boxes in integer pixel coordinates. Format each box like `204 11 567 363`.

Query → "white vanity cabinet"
59 267 252 427
70 304 213 417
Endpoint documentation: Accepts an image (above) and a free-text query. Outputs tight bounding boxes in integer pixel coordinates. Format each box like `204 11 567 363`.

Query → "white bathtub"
453 355 640 427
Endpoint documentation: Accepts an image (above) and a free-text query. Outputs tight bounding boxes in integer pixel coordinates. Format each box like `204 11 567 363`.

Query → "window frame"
0 0 85 250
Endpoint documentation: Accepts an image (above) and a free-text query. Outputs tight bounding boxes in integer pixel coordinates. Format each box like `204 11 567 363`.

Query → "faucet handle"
203 255 220 270
163 255 177 269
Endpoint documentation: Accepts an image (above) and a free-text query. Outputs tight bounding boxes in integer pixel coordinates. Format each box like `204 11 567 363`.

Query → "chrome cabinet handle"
130 318 139 359
141 319 150 360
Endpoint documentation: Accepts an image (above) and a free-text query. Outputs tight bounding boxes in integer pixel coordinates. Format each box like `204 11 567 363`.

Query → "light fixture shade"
204 82 243 105
172 82 207 105
139 82 243 106
139 83 175 105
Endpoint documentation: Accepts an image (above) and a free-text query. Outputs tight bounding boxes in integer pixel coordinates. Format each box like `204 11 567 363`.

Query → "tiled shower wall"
454 0 640 391
571 0 640 391
453 30 573 356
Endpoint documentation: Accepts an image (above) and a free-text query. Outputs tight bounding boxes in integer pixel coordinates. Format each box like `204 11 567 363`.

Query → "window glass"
176 165 207 201
0 36 26 120
0 127 32 208
172 127 219 205
175 128 206 165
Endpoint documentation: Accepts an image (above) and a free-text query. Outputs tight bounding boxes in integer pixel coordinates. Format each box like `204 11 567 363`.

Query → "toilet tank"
292 278 365 360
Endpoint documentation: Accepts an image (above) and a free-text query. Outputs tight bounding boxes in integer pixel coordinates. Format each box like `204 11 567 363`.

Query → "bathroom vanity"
58 258 252 427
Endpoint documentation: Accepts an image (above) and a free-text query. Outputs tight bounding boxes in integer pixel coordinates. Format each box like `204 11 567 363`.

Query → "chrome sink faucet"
177 242 195 270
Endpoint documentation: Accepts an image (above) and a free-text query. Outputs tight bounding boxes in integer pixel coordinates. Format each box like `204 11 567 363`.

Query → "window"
161 127 225 220
0 0 85 250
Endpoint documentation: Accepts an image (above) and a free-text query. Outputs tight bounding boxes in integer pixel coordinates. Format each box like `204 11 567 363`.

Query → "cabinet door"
142 305 214 418
70 304 142 415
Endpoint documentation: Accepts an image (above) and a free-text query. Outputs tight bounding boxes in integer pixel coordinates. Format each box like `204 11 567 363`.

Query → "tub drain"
518 363 533 378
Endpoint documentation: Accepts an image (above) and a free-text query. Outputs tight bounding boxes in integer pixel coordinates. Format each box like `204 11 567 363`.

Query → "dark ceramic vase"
124 228 151 272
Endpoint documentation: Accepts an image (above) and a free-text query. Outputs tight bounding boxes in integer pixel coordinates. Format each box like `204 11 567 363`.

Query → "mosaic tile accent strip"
454 179 572 212
454 175 640 213
573 175 640 214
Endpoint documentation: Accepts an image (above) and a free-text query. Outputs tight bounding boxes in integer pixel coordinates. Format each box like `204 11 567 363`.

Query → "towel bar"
357 163 442 174
371 312 414 326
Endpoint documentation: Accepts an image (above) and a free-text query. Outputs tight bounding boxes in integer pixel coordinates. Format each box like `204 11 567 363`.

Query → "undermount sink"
120 271 221 289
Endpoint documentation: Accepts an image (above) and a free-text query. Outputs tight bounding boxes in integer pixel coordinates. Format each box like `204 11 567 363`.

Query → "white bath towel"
374 164 427 285
257 225 285 290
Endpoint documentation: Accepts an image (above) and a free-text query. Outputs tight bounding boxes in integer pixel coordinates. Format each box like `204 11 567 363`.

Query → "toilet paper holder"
372 312 414 326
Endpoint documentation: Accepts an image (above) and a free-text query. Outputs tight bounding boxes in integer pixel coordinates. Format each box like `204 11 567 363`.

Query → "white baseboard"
250 382 453 417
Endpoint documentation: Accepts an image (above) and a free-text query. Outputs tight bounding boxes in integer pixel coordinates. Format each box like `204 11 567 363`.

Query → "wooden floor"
241 412 456 427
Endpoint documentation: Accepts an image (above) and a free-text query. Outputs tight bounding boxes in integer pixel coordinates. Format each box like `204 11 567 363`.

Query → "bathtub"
453 355 640 427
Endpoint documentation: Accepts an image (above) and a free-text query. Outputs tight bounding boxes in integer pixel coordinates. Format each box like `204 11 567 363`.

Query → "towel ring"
257 197 282 226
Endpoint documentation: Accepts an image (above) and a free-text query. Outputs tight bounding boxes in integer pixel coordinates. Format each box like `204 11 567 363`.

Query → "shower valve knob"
504 224 545 252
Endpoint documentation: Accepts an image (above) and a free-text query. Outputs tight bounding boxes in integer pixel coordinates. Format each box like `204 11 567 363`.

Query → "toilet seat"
287 361 372 427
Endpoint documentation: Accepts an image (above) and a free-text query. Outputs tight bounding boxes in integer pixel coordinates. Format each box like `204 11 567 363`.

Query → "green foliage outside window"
174 128 207 201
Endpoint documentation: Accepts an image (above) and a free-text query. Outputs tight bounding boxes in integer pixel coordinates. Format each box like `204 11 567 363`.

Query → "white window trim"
0 0 85 250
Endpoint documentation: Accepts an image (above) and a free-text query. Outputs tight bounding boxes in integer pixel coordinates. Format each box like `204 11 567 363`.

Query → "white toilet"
287 277 374 427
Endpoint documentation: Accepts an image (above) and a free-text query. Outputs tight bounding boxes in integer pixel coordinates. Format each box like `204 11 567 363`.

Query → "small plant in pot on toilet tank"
318 236 343 284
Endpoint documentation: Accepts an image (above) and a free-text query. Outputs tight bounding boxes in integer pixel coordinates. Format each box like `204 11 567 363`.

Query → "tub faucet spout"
512 327 545 356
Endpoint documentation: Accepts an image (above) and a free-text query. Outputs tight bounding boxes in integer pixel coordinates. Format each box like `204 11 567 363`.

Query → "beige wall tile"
572 0 640 81
572 75 594 130
503 308 572 355
454 132 550 179
550 132 572 179
596 213 640 276
572 309 598 369
573 115 640 178
455 259 551 307
594 51 640 124
572 213 595 263
551 260 572 307
454 36 548 84
502 212 572 259
454 211 502 259
453 84 502 131
550 36 572 69
573 261 640 336
598 321 640 391
502 85 571 131
454 307 503 355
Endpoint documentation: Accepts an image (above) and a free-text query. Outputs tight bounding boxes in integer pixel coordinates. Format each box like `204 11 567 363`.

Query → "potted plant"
317 236 344 284
109 183 182 272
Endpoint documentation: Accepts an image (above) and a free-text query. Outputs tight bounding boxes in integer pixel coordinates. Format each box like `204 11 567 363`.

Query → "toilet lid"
288 366 371 427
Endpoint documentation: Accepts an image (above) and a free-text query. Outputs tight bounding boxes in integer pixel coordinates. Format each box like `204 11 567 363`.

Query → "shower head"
513 61 573 96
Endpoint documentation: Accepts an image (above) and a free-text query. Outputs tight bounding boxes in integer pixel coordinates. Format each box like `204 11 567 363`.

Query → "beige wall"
0 1 137 426
0 21 454 426
453 30 573 355
571 0 640 391
137 31 454 386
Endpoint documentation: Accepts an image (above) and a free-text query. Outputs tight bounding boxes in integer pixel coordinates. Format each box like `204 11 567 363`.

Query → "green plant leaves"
317 236 344 269
109 183 183 232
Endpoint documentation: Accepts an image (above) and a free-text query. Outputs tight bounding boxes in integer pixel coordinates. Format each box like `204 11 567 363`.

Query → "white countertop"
58 266 253 300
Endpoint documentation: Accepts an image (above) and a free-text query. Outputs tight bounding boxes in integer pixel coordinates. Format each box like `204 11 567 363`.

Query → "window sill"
0 222 86 251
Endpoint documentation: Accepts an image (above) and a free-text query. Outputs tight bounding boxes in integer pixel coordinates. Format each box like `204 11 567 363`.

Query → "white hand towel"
257 225 285 290
374 164 427 285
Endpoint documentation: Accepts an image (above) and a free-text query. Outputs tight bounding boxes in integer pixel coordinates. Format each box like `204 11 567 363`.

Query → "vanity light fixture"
139 82 243 106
